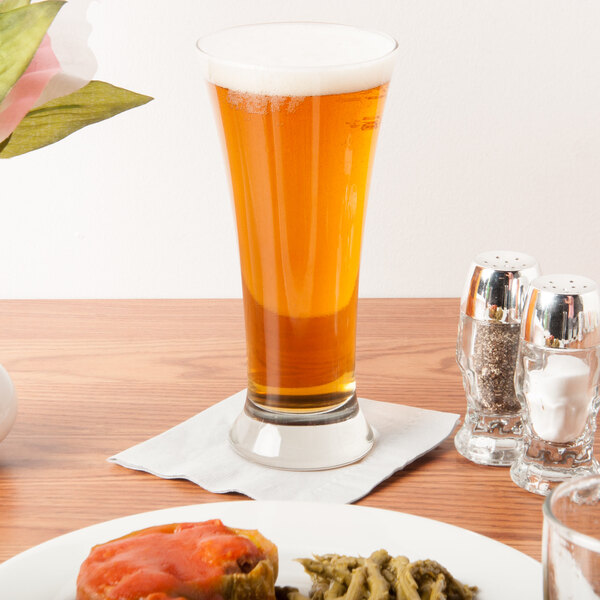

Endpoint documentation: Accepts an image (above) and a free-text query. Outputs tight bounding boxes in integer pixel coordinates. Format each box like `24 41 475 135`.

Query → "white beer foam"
197 23 398 97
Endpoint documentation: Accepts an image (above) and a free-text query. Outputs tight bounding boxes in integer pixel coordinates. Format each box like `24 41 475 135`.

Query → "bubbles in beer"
226 90 305 115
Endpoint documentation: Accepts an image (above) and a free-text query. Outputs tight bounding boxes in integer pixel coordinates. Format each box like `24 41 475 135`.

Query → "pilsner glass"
197 22 398 469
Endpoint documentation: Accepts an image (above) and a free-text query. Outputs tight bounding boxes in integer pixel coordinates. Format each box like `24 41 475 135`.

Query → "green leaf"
0 1 64 103
0 0 32 14
0 80 153 158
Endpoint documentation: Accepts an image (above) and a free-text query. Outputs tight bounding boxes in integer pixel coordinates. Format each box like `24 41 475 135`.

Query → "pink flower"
0 34 60 142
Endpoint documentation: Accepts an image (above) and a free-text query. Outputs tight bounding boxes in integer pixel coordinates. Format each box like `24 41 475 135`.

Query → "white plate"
0 501 541 599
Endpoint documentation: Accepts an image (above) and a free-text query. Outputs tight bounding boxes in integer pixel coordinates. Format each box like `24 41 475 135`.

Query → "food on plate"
76 520 477 600
76 519 278 600
284 550 477 600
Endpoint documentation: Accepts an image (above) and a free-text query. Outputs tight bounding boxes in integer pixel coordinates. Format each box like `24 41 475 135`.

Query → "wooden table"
0 299 550 564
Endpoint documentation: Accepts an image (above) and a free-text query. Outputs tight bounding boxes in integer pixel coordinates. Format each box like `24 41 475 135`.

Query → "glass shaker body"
455 314 523 465
511 341 600 495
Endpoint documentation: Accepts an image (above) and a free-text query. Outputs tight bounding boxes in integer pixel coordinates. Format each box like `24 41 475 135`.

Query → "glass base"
510 437 600 496
454 411 523 466
229 395 374 470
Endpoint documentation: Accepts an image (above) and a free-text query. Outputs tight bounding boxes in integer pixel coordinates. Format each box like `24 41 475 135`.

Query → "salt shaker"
455 251 540 466
511 274 600 495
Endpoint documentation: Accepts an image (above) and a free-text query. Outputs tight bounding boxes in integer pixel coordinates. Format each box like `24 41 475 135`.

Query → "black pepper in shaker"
455 250 540 466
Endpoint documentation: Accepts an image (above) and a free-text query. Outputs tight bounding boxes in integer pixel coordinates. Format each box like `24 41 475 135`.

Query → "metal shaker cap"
521 274 600 349
460 250 540 324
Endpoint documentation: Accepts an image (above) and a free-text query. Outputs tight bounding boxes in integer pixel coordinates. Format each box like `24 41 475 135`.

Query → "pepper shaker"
511 274 600 495
455 251 540 466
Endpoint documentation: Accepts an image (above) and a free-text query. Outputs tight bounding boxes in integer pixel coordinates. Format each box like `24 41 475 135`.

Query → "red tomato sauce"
76 520 268 600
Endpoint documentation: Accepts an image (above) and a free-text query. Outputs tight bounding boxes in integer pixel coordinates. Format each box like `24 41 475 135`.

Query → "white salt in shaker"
511 274 600 495
455 251 540 466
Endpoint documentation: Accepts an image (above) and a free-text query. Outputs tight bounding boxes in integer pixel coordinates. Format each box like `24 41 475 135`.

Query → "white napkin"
109 391 459 504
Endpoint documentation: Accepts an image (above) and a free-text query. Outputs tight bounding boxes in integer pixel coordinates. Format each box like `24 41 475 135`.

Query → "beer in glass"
197 22 398 469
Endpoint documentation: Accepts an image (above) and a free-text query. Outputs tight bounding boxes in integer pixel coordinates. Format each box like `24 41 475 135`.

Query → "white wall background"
2 0 599 298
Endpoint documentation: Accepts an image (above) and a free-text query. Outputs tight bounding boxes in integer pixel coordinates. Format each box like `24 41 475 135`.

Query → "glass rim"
543 474 600 553
196 21 399 73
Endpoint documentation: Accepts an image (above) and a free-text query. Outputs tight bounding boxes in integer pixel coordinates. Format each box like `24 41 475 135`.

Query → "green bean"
368 549 391 567
300 556 359 587
365 556 390 600
381 568 396 587
311 579 331 599
389 557 420 600
385 556 412 600
324 580 346 600
344 565 367 600
408 561 477 600
290 550 477 600
418 574 445 600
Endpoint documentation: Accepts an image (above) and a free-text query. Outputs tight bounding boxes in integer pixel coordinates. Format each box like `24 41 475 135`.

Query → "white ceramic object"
0 364 17 443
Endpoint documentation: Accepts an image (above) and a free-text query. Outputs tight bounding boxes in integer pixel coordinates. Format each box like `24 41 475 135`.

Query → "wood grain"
0 299 553 565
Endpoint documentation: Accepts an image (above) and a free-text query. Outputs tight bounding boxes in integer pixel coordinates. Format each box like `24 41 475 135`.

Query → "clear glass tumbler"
197 23 399 469
543 474 600 599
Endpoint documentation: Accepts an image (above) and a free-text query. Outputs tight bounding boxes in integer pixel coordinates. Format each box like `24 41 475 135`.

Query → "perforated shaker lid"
521 274 600 349
460 250 540 324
